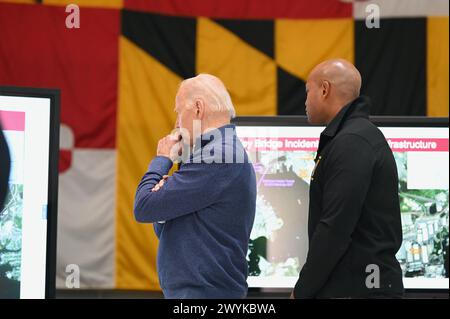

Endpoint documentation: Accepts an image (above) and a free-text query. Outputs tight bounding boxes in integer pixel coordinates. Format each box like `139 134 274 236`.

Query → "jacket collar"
193 123 236 151
315 96 371 158
321 95 371 138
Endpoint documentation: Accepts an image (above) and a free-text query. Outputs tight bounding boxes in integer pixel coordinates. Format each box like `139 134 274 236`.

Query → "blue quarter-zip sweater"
134 124 256 299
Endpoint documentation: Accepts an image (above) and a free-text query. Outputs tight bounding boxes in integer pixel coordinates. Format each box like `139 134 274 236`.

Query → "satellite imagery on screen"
0 111 25 299
0 184 23 298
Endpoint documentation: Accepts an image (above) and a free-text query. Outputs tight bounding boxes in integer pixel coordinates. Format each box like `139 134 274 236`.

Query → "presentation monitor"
0 87 59 299
233 116 449 292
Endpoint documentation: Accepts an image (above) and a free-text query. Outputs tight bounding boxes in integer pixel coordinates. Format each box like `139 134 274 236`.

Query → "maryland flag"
0 0 448 290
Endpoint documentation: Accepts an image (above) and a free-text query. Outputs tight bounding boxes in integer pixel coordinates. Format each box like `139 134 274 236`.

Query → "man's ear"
321 80 331 99
194 99 205 119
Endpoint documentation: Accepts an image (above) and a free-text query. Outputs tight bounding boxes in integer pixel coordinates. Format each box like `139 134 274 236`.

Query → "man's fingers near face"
165 134 179 146
157 134 180 158
169 141 183 162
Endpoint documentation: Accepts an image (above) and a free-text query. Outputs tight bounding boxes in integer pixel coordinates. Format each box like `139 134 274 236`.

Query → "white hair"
179 74 236 118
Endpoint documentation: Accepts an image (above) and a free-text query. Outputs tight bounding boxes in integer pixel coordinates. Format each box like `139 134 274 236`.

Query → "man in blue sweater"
134 74 256 299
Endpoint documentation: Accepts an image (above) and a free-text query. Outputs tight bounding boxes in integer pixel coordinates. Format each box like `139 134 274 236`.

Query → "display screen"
235 121 449 290
0 93 54 298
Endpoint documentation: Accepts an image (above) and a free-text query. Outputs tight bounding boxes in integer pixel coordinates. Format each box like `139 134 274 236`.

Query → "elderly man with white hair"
134 74 256 299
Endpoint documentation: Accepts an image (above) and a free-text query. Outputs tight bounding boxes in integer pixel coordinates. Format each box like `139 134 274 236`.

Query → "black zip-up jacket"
294 96 404 298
